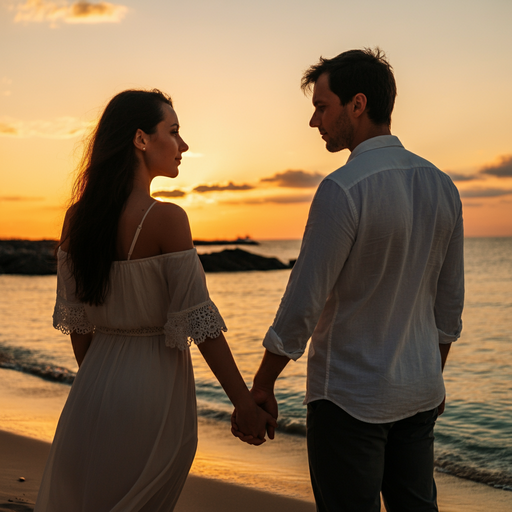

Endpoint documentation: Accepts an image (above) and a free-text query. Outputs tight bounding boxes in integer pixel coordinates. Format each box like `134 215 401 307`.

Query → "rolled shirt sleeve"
435 205 464 344
263 179 357 360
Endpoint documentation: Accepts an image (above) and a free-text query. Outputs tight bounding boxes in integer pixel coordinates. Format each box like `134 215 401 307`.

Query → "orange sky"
1 0 511 240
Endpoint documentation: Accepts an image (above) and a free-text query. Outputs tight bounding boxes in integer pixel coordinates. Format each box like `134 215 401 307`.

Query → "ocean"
0 238 511 492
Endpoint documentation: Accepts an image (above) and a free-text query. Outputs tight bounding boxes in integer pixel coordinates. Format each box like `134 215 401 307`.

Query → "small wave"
0 359 76 385
274 417 306 436
435 458 512 490
196 404 233 423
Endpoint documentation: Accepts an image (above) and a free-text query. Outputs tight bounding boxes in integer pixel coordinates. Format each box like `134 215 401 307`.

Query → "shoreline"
3 429 512 512
1 368 512 511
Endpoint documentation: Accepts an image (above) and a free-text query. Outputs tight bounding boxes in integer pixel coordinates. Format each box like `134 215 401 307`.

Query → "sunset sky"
1 0 511 240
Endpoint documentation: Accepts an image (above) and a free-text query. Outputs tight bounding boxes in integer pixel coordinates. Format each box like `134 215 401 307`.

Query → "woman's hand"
197 334 277 445
232 399 278 446
231 387 278 445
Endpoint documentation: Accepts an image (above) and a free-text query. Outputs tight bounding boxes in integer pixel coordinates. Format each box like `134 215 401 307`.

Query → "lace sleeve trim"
53 295 95 335
164 300 227 350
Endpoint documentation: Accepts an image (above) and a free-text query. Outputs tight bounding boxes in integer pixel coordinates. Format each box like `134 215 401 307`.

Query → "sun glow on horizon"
1 0 511 240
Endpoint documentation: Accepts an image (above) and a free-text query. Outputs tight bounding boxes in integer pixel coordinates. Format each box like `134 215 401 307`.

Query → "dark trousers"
307 400 439 512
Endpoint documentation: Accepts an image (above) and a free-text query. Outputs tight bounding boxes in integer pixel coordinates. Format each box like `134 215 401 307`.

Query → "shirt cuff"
262 326 304 361
438 328 460 344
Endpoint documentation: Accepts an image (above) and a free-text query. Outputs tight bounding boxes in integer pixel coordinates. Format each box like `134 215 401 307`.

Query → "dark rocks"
0 240 58 275
0 241 292 275
199 248 292 272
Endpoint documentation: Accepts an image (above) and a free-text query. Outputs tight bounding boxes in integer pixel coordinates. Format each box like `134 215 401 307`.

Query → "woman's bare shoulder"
150 201 194 254
153 200 188 219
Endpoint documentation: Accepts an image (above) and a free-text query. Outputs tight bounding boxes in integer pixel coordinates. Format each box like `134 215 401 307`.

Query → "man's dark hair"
301 48 397 126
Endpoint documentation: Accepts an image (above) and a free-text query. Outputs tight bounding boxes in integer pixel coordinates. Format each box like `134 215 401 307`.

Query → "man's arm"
435 198 463 416
261 179 357 361
232 180 357 442
252 349 291 419
434 205 464 345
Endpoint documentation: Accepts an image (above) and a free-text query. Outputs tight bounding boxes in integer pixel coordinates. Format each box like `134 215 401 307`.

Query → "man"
235 48 464 511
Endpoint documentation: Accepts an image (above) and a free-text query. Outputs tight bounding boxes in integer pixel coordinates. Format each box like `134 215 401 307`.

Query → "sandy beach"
1 368 512 511
2 428 512 512
0 430 316 512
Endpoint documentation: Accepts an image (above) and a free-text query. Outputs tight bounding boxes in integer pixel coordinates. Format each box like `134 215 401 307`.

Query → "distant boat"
193 236 259 246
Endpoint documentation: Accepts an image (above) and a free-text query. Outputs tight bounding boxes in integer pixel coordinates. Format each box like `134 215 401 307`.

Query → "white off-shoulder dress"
35 245 226 512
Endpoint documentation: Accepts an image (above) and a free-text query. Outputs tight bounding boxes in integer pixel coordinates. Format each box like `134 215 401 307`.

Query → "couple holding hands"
35 48 463 512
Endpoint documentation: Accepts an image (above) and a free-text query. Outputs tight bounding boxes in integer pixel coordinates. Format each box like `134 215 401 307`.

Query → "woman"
35 89 275 511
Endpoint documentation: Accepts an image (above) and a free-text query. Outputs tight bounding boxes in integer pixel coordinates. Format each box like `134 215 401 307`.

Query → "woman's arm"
60 207 94 367
198 333 277 444
71 332 93 367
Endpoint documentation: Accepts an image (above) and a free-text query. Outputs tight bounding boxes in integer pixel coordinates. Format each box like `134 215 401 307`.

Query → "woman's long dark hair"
63 89 173 306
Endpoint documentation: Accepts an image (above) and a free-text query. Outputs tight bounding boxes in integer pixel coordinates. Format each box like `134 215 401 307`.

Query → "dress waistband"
95 326 165 337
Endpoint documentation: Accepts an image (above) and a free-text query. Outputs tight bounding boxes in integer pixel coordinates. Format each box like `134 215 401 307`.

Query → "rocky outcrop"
199 248 291 272
0 241 292 275
0 240 58 275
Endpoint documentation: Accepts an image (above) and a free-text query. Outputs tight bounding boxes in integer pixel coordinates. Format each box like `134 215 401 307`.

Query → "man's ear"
351 93 368 119
133 129 148 151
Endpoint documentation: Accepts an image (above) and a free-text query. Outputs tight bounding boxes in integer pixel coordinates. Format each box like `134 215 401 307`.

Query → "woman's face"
144 104 189 179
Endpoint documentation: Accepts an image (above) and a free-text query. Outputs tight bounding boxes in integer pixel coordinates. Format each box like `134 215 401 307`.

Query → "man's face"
309 73 354 153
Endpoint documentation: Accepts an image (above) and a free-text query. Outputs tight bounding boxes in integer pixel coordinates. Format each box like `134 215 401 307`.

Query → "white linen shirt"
263 135 464 423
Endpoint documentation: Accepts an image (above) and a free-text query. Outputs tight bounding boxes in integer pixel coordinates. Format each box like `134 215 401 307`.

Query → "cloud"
224 193 314 205
0 117 93 139
193 182 254 193
183 151 203 159
447 172 478 182
0 123 18 136
459 188 512 198
260 169 325 188
0 196 44 201
152 189 186 199
480 155 512 178
15 0 127 25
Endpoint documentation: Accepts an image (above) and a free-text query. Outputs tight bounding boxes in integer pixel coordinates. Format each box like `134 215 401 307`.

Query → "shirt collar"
347 135 403 163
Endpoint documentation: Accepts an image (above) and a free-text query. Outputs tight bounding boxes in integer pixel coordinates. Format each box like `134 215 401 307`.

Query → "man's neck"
349 124 391 152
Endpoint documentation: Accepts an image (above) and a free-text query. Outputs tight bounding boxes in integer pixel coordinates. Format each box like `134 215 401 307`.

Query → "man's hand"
231 387 278 445
231 349 288 445
231 399 277 446
250 387 278 439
